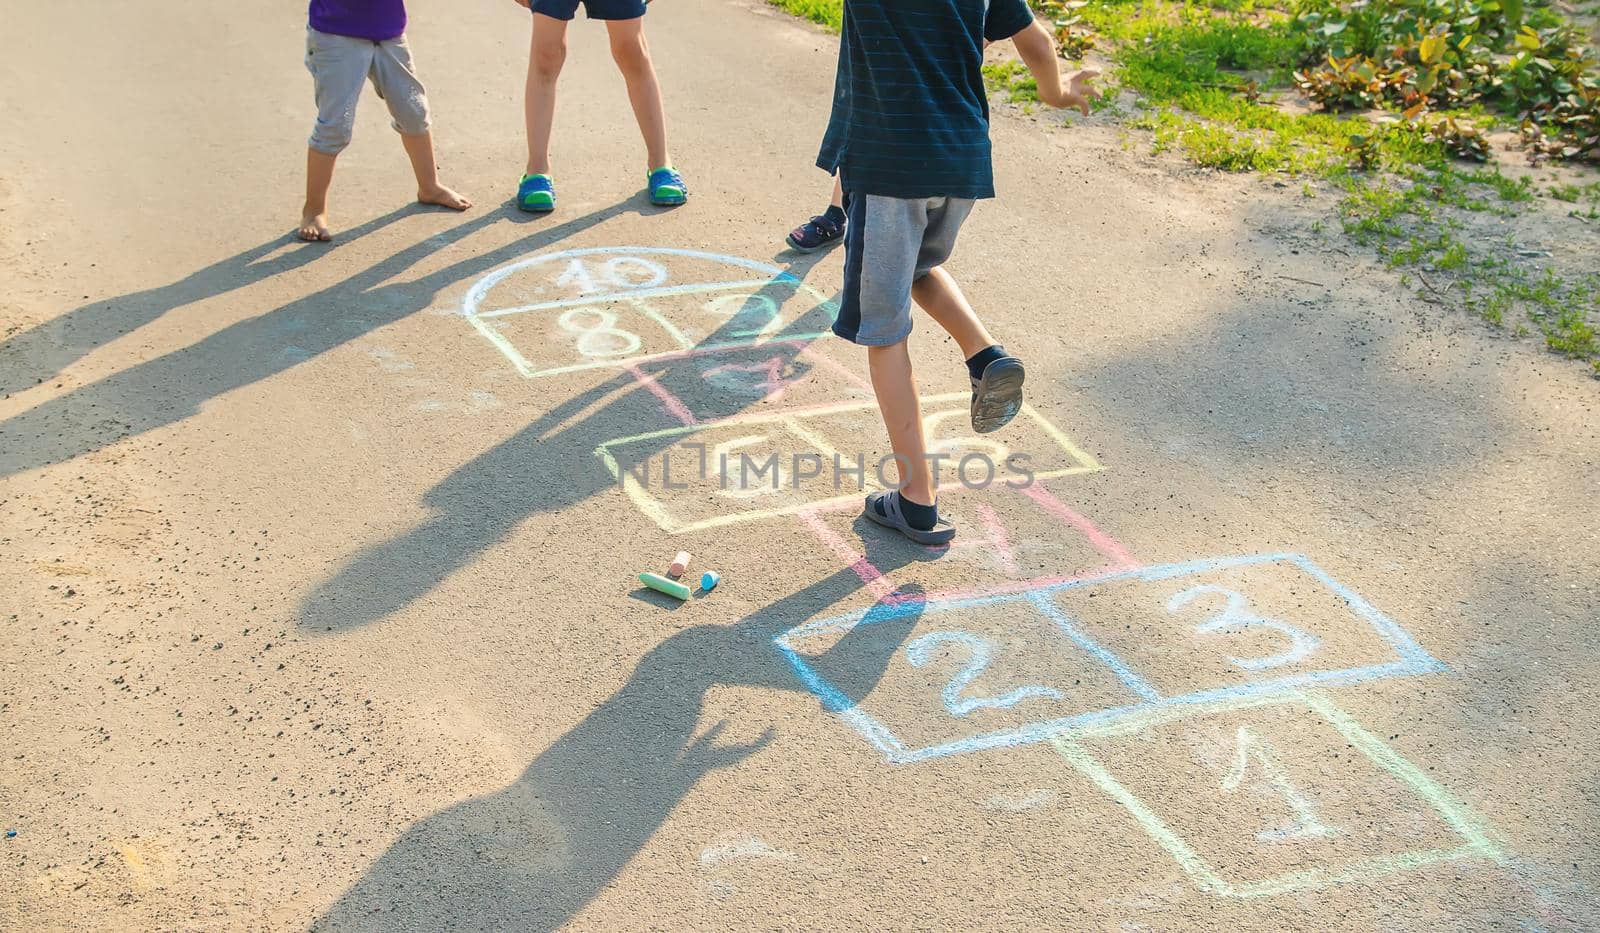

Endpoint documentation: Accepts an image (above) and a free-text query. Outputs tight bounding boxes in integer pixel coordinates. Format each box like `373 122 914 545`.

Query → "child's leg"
604 18 670 171
906 199 1023 433
836 191 950 540
911 266 997 358
399 132 471 210
525 14 570 176
867 340 937 507
300 148 337 242
370 36 471 211
916 265 1024 433
300 28 373 241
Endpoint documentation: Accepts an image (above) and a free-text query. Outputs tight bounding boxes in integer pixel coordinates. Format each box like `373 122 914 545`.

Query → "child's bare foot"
418 185 471 211
297 212 332 242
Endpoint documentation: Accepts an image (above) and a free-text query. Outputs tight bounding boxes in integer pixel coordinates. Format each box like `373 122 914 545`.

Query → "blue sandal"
648 167 687 206
517 173 555 213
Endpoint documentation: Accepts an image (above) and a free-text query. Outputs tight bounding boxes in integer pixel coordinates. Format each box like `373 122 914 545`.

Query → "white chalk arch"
461 246 838 378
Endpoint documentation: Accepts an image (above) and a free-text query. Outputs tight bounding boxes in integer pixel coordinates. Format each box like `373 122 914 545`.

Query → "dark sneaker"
970 356 1026 434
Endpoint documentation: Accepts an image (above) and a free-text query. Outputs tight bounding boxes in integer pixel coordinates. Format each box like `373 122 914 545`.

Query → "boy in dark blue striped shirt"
819 0 1098 544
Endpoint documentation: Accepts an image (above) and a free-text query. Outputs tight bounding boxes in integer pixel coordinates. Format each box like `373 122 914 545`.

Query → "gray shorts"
305 27 431 155
832 192 975 346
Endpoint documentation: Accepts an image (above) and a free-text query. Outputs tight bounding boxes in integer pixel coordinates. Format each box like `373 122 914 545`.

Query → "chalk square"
1052 692 1502 897
779 594 1154 760
595 394 1103 534
462 247 839 378
777 554 1443 764
792 481 1138 620
629 340 875 425
1042 553 1445 705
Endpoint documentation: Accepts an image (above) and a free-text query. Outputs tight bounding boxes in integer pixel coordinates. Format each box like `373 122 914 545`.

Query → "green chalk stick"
639 571 691 600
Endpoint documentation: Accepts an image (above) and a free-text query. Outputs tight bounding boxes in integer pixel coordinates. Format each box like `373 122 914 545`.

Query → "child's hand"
1046 69 1101 115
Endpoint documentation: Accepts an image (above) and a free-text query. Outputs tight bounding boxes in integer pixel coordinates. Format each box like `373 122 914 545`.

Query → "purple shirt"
309 0 407 42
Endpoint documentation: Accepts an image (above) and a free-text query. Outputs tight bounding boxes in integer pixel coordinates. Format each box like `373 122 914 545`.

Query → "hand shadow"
314 561 934 931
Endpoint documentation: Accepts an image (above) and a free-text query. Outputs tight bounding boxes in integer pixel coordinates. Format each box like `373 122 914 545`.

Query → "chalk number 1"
1222 726 1339 842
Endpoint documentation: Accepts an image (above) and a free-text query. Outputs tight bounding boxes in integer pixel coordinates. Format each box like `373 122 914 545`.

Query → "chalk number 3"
907 631 1063 718
1166 585 1321 671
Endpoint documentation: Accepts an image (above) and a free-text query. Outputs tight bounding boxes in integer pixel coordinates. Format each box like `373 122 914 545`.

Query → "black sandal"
970 356 1026 434
786 212 846 252
863 490 956 545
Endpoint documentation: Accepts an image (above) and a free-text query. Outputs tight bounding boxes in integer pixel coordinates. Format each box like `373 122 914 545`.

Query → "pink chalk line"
974 502 1022 577
624 363 698 427
797 344 875 394
796 482 1143 609
700 356 798 405
622 340 875 428
1019 483 1142 570
799 508 899 604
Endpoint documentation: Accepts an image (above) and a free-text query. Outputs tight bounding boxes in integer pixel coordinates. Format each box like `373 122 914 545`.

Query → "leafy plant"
1035 0 1100 58
1287 0 1600 161
1420 112 1491 160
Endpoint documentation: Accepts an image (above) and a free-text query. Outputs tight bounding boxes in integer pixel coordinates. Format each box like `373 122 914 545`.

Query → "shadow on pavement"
0 206 415 394
298 248 838 631
0 199 648 479
314 563 932 932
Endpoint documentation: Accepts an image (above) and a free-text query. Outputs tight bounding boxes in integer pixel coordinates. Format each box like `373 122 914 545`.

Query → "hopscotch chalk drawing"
776 487 1501 898
595 393 1101 534
1053 692 1503 897
461 248 839 378
777 553 1445 764
464 246 1503 902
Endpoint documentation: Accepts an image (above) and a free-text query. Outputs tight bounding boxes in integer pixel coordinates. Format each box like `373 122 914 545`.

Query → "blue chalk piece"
700 571 720 592
4 830 15 839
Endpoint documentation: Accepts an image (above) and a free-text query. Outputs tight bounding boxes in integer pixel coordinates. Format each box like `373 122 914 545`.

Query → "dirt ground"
2 1 1598 930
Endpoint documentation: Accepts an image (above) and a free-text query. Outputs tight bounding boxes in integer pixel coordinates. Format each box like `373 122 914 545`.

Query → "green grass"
758 0 1600 374
1065 0 1600 372
1548 181 1600 212
766 0 841 31
1339 167 1600 369
983 61 1041 103
1081 1 1470 178
1139 110 1346 172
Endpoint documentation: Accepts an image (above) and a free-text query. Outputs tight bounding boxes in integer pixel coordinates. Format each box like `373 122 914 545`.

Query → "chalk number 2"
906 631 1063 718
